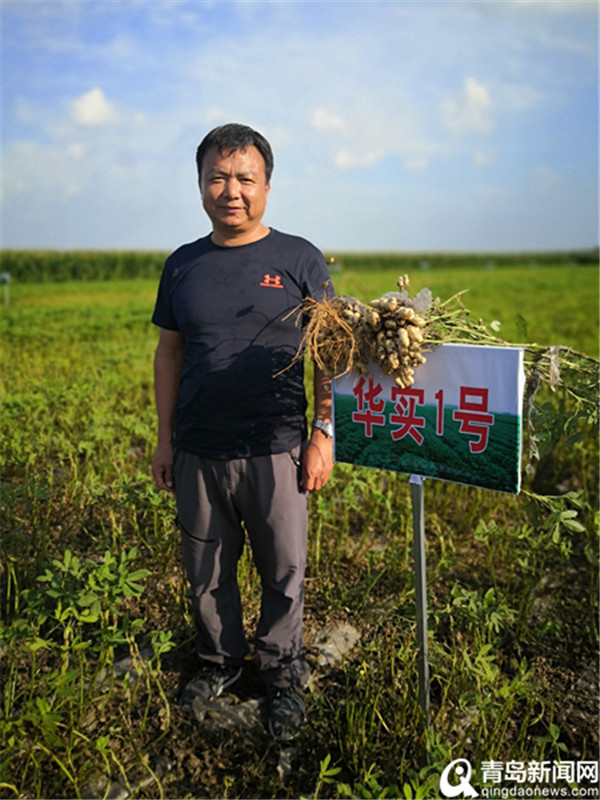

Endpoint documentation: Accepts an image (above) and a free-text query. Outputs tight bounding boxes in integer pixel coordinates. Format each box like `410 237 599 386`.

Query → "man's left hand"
301 431 334 491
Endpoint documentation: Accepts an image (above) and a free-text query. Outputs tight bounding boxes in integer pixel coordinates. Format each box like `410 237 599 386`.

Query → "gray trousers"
173 446 309 688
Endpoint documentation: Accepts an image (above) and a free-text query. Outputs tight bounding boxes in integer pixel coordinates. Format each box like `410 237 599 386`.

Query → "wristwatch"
312 418 333 438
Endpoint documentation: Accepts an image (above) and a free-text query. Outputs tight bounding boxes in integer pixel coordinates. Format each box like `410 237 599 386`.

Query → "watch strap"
312 418 333 438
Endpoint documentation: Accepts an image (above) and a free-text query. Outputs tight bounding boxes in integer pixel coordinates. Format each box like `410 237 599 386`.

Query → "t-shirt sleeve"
151 258 179 331
304 248 335 303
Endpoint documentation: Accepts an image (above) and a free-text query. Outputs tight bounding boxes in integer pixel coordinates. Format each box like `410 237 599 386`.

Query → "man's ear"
198 178 203 198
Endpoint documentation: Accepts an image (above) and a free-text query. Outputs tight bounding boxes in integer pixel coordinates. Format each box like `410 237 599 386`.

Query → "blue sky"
2 0 598 252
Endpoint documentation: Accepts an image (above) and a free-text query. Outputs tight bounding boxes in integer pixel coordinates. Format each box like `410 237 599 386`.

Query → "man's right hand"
152 441 175 492
152 328 184 492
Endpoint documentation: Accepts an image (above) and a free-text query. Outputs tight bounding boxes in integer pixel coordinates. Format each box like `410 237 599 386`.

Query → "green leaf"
28 637 52 652
77 592 100 607
78 602 101 622
552 524 561 544
516 313 528 340
127 569 151 582
562 519 585 533
55 669 80 696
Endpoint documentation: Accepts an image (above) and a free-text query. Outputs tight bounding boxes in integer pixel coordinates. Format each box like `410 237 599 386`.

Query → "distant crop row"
332 248 598 272
0 250 169 283
1 247 597 283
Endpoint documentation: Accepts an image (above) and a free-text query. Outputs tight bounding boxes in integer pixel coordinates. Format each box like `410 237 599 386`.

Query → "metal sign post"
410 474 430 719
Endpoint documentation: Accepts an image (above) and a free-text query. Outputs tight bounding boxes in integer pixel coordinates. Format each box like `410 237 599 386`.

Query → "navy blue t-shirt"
152 229 332 459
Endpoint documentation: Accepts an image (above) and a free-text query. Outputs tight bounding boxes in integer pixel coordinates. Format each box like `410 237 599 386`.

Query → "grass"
0 256 598 799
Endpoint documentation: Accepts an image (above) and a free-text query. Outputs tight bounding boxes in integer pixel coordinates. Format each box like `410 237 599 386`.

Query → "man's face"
199 145 270 244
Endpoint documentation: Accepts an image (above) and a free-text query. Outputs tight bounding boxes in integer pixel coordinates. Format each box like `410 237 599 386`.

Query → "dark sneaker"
267 685 306 741
180 664 242 707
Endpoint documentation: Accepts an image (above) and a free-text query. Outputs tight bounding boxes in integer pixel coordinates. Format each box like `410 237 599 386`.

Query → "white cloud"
311 108 345 131
334 149 383 170
473 149 497 169
535 165 562 191
496 82 541 113
506 0 597 13
204 106 232 124
66 142 86 160
71 87 117 127
442 77 494 136
2 139 87 200
405 156 428 173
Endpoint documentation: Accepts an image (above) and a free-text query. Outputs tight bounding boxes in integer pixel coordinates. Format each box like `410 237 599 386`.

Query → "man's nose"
223 178 240 198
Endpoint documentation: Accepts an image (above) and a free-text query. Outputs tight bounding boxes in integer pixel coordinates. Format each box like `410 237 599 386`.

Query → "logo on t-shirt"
259 273 284 289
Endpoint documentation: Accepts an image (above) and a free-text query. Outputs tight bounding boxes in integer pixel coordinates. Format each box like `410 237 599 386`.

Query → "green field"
1 253 598 799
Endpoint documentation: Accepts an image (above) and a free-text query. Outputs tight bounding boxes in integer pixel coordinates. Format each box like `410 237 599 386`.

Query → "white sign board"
333 344 525 494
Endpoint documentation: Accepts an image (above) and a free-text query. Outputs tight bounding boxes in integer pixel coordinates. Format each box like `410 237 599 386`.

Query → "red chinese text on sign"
348 379 497 453
351 377 386 437
452 386 495 453
390 387 426 445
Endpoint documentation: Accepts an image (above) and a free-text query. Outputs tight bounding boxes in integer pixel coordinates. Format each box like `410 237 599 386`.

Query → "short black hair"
196 123 274 183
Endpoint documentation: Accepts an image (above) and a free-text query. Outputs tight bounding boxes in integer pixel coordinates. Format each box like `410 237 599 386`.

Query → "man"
151 123 334 741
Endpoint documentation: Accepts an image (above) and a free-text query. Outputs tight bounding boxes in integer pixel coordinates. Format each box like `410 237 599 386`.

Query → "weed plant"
0 259 598 799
